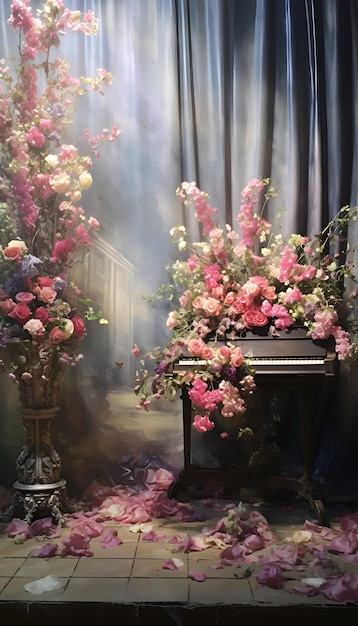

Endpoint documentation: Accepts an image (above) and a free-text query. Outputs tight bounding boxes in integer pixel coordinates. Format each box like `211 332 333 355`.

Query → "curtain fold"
0 0 357 498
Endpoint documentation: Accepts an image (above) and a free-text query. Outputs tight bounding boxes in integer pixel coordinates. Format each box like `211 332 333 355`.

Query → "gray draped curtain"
0 0 357 499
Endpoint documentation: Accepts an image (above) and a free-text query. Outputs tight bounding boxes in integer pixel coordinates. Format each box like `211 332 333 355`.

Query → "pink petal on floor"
256 564 284 589
142 529 167 541
5 518 31 539
328 533 358 555
320 573 358 604
100 528 123 547
189 570 207 582
162 557 184 570
61 532 93 557
31 543 59 557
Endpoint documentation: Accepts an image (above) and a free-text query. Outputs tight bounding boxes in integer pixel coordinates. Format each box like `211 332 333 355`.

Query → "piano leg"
167 385 242 500
297 386 330 526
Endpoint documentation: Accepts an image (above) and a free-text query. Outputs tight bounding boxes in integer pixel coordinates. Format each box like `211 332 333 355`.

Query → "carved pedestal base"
10 479 67 526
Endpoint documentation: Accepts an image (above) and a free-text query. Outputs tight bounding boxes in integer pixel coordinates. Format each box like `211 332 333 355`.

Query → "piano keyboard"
169 328 337 377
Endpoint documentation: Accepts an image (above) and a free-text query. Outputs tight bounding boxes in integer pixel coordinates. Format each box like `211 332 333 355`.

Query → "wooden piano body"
167 327 338 525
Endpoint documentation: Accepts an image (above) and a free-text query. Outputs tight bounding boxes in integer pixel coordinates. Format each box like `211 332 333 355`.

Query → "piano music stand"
167 360 335 527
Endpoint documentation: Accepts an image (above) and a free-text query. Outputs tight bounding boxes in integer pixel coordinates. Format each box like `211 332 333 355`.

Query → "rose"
249 275 269 288
260 285 277 303
34 286 57 304
187 338 205 356
48 327 66 344
3 244 25 261
23 318 45 338
166 311 178 330
230 347 243 368
33 306 50 325
230 299 245 315
224 291 236 305
7 303 32 325
242 280 261 298
202 297 222 317
15 292 36 304
201 345 214 360
243 306 269 328
71 315 87 339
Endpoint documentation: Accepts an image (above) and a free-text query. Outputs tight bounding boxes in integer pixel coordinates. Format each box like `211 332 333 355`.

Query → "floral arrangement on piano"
133 178 358 443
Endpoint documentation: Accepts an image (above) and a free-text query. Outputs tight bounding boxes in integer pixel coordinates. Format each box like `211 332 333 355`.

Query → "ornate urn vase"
4 341 67 525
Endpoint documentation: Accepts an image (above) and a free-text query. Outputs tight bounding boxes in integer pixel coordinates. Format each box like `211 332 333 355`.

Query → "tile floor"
0 494 358 625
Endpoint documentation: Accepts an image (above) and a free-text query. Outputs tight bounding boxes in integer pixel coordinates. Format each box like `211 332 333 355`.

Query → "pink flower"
71 314 86 339
15 291 35 304
132 344 140 357
50 238 75 262
48 327 65 345
7 302 32 325
187 337 205 356
192 414 215 433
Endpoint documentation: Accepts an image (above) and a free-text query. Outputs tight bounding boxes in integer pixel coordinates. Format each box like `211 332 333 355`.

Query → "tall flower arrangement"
134 178 358 437
0 0 120 384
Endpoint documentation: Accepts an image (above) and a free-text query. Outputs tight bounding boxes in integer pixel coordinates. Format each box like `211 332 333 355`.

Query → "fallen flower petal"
100 528 123 548
189 570 207 582
6 518 31 539
301 577 326 587
162 557 184 570
256 564 284 589
30 543 59 558
61 532 93 557
319 573 358 604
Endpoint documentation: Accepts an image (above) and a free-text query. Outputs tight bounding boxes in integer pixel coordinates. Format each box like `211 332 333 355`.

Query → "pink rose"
7 303 32 325
3 245 23 261
201 345 214 360
260 285 277 303
48 327 65 344
166 311 177 329
35 277 54 288
35 286 57 304
202 297 222 317
249 275 269 287
15 291 35 304
192 296 206 312
218 345 232 360
230 347 243 368
71 314 86 339
242 280 260 298
243 307 269 328
34 306 50 325
231 299 245 315
187 338 205 356
224 292 236 305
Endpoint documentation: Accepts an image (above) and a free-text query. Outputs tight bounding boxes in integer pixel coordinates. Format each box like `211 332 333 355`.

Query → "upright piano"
166 327 338 525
